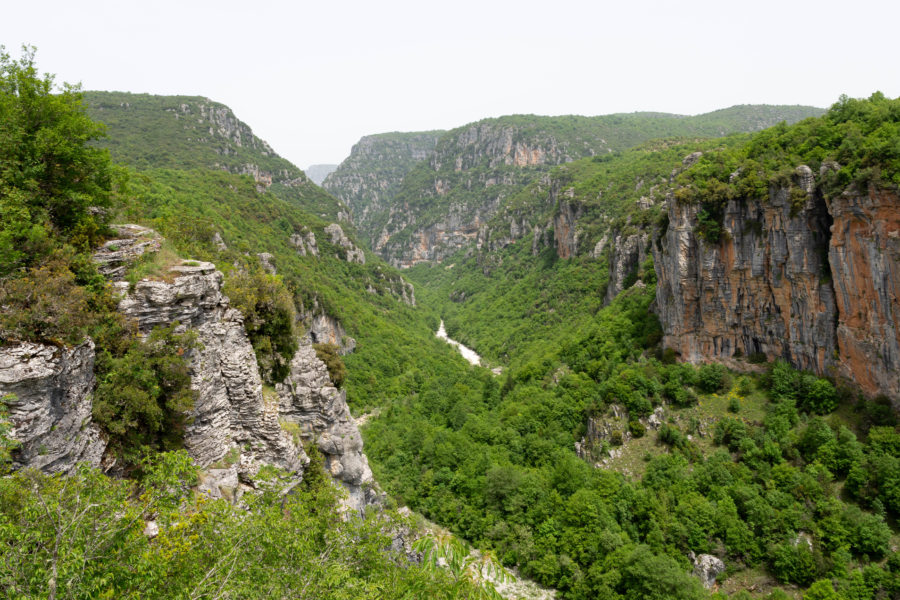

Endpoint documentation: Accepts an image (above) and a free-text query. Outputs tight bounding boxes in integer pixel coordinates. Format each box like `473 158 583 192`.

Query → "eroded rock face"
115 262 227 331
187 309 307 476
307 313 356 355
654 174 837 374
324 223 365 264
276 345 378 513
605 232 648 304
827 187 900 401
92 224 161 280
0 341 106 473
114 260 307 483
654 173 900 403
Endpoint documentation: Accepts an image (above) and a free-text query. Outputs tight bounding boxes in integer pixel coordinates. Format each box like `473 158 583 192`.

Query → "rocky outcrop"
654 169 899 403
276 345 378 513
290 228 319 257
605 232 649 303
256 252 276 274
107 230 379 505
324 223 365 264
827 187 900 401
115 261 228 331
114 259 307 482
92 224 161 280
689 552 725 589
307 313 356 355
0 341 106 473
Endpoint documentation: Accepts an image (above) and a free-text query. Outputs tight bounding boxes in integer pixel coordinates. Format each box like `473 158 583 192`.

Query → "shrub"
225 268 298 383
628 419 646 438
0 251 97 345
313 342 347 388
92 323 199 462
697 363 727 393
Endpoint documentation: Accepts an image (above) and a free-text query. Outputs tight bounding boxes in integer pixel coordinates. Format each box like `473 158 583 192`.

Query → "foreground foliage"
0 451 488 599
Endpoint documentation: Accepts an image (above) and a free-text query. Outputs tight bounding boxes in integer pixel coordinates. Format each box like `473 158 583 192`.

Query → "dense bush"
313 342 348 388
92 324 199 463
0 46 115 275
0 452 480 599
224 268 298 383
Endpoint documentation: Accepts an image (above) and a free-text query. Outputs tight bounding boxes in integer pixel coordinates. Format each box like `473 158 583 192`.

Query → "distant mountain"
305 164 338 185
325 105 824 266
322 131 445 249
85 91 349 222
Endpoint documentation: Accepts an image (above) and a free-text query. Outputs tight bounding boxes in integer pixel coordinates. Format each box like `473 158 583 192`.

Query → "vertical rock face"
554 193 583 259
112 245 379 505
0 341 106 473
654 178 836 373
654 173 900 403
605 232 649 304
276 345 377 513
827 187 900 400
115 261 307 478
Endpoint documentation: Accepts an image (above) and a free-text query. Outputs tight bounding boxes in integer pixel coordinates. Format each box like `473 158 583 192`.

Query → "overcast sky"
3 0 899 169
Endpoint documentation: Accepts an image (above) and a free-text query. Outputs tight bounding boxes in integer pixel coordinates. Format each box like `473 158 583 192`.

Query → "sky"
3 0 900 169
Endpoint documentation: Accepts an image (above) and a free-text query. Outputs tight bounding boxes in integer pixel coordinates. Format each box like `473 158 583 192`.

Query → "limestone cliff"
276 345 377 511
0 341 106 473
114 260 308 483
827 186 900 401
3 227 381 511
654 172 899 402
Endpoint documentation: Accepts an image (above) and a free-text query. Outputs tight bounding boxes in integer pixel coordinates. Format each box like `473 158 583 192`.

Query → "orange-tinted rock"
827 187 900 400
655 174 899 404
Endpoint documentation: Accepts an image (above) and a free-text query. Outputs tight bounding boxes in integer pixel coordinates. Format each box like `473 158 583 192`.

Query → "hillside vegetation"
2 47 898 600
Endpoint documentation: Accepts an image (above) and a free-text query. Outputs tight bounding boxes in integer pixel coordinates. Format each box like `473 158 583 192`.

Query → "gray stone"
0 341 106 473
690 552 725 589
605 232 648 304
92 224 161 280
256 252 276 274
276 344 379 513
307 313 356 355
324 223 365 264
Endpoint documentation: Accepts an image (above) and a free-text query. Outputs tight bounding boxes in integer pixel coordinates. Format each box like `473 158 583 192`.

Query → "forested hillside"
2 46 898 600
325 106 824 267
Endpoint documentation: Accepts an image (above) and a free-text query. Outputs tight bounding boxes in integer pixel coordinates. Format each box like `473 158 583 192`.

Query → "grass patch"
124 240 183 288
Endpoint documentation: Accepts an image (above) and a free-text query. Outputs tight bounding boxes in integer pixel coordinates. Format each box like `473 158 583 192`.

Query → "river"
435 320 482 366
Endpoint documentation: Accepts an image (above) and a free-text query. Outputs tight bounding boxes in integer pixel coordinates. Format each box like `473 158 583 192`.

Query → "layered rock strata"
276 345 377 512
114 261 307 483
92 224 162 280
0 341 106 473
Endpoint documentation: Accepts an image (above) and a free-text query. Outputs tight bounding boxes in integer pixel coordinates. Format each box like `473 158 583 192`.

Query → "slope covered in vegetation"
2 46 898 600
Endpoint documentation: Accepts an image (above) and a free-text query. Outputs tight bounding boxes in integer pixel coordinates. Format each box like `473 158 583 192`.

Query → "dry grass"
124 241 185 287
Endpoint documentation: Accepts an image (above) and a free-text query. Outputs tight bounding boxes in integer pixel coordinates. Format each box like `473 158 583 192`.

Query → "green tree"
0 46 114 274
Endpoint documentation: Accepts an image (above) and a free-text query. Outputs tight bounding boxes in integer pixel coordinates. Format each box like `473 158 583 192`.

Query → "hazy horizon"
4 0 899 169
